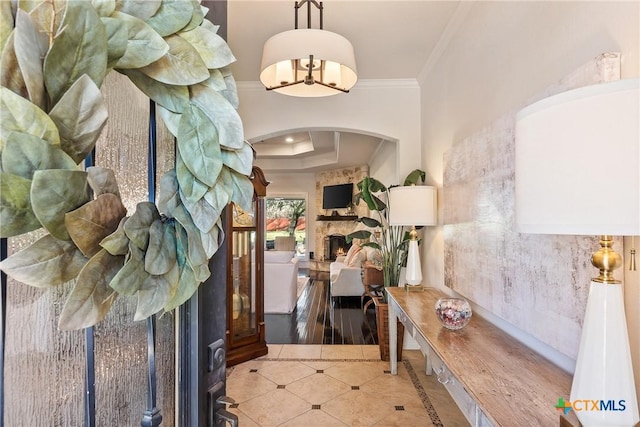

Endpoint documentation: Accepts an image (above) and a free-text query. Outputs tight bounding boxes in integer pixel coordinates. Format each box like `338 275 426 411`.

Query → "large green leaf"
177 104 222 187
181 0 204 32
221 142 253 176
92 0 116 17
0 233 88 288
178 26 235 69
157 105 180 137
0 86 60 147
144 219 177 275
115 0 161 21
0 172 40 237
175 148 208 203
0 1 13 55
202 177 231 229
403 169 426 186
180 192 217 233
31 169 90 240
49 74 108 163
100 216 130 256
157 169 180 216
200 219 222 259
190 84 244 150
173 207 208 281
227 168 254 214
145 0 193 37
43 1 107 106
87 166 121 198
109 242 147 295
14 10 46 109
2 132 77 180
29 0 67 42
58 249 122 330
139 34 209 86
200 68 226 92
65 193 127 258
112 11 168 69
0 32 29 101
134 262 178 321
124 201 160 250
101 16 128 69
219 70 240 110
119 68 188 113
164 262 198 312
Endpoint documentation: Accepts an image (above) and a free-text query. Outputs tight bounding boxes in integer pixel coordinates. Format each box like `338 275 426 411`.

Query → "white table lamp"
388 186 437 291
515 78 639 426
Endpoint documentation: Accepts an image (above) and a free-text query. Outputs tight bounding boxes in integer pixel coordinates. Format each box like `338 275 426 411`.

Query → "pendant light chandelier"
260 0 357 97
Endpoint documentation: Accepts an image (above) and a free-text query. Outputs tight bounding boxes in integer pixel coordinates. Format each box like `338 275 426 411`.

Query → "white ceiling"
226 0 463 172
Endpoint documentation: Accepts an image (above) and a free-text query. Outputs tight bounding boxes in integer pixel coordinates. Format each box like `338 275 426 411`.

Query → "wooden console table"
387 287 573 426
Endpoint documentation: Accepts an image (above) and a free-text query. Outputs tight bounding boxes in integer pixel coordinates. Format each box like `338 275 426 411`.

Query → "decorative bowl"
435 298 472 330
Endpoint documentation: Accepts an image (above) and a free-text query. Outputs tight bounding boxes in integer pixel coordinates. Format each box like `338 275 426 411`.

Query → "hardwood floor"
264 271 379 345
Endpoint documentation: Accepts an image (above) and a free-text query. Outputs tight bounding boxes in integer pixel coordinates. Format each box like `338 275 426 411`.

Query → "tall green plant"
346 169 426 289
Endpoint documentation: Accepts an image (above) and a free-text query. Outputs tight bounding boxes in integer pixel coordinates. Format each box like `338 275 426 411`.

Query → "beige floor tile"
227 406 260 427
360 370 424 405
362 345 382 360
372 406 437 427
280 409 349 427
286 372 351 404
300 360 338 371
237 389 310 426
265 344 282 358
256 361 316 385
322 389 393 426
226 371 276 403
278 344 322 359
324 361 387 386
321 345 364 359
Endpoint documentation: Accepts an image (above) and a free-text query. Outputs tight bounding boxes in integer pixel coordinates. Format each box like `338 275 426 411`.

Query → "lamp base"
404 284 424 292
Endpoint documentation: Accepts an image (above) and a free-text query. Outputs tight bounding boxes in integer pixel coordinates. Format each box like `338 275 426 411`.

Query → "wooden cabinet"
226 167 269 366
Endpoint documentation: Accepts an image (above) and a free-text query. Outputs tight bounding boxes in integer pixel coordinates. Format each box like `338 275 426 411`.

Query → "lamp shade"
388 186 437 226
515 78 639 235
260 29 357 97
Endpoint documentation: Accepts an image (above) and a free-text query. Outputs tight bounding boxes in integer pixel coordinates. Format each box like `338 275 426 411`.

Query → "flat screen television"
322 183 353 210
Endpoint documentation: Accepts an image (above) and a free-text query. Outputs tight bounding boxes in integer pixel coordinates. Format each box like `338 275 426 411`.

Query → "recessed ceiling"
227 1 464 172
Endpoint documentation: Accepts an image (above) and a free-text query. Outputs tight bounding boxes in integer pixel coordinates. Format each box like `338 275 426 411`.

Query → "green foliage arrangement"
347 169 426 289
0 0 254 330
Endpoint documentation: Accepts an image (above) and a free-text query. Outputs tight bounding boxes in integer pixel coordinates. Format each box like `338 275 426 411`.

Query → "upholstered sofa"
329 245 380 298
264 251 299 314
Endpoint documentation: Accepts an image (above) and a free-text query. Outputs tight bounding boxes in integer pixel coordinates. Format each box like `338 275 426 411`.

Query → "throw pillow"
347 250 366 267
344 244 362 265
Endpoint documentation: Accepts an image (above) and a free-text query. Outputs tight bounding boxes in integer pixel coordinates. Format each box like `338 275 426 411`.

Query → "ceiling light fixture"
260 0 357 97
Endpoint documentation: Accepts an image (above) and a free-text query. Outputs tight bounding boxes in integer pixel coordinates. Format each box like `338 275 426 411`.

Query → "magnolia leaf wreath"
0 0 255 330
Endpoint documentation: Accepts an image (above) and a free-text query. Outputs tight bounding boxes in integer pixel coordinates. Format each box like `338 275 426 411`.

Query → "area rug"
296 276 310 298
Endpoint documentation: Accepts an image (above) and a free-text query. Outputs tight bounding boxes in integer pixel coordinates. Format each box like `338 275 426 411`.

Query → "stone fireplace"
324 234 352 261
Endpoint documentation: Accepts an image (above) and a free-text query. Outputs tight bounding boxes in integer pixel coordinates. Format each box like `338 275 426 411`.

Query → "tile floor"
226 345 469 426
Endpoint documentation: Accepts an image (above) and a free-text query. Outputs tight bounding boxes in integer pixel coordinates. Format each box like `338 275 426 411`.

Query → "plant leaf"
58 249 122 330
119 68 188 113
178 25 235 69
123 201 160 250
180 192 217 233
92 0 116 17
202 177 231 229
200 68 226 91
157 105 180 137
145 219 177 275
14 10 46 109
164 262 198 312
177 104 222 187
221 142 254 176
0 86 60 146
87 166 121 198
115 0 161 21
403 169 426 186
158 169 180 216
109 242 147 295
31 169 90 240
0 172 40 237
219 70 240 109
190 84 244 150
227 168 254 214
173 207 209 281
134 263 177 321
112 11 168 69
43 1 107 106
176 148 209 203
49 74 108 163
100 216 130 256
181 0 204 32
200 219 222 259
0 2 13 55
139 34 209 85
101 16 128 68
0 32 29 101
2 132 77 180
145 0 193 37
0 233 88 288
65 193 127 258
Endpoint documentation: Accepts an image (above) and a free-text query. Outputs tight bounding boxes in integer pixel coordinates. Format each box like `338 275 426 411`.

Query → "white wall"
368 140 398 187
419 0 639 394
237 81 422 180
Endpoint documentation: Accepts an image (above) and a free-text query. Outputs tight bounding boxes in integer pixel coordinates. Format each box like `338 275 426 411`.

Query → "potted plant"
346 169 426 360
